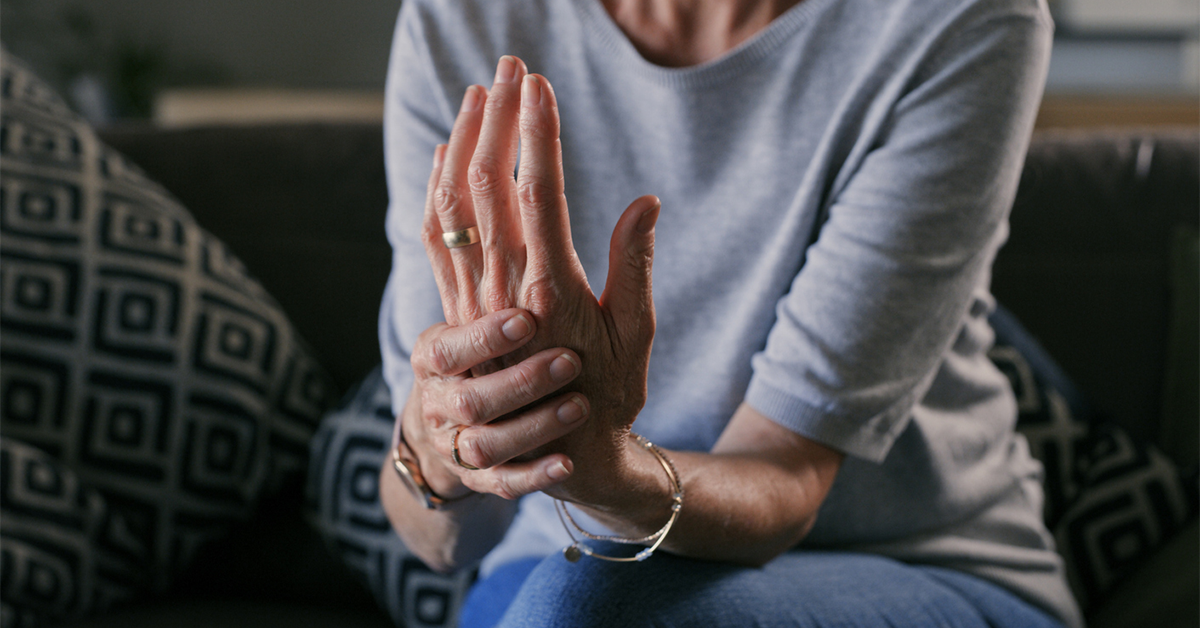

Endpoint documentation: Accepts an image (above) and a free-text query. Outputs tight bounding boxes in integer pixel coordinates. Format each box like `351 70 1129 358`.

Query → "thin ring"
451 426 480 471
442 226 481 249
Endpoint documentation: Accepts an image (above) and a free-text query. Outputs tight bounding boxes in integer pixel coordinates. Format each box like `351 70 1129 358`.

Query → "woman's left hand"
423 55 662 504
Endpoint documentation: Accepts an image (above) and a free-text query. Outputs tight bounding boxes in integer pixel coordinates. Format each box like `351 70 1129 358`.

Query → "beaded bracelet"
554 433 684 563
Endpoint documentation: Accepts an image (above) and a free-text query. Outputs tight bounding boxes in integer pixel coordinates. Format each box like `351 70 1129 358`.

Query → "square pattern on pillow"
1 437 143 626
988 306 1199 611
0 51 336 625
306 368 475 628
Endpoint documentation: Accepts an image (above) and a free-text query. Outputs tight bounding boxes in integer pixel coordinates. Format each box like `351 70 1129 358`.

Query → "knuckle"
459 431 495 469
466 325 496 361
433 184 464 217
519 114 554 141
419 385 451 425
484 282 514 316
412 329 440 373
449 388 482 424
525 279 562 316
508 362 541 400
490 475 520 501
467 156 508 196
517 177 561 210
427 339 454 374
419 387 439 417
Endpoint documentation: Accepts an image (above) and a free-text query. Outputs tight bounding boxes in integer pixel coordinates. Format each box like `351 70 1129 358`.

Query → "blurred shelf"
1036 95 1199 128
153 89 383 127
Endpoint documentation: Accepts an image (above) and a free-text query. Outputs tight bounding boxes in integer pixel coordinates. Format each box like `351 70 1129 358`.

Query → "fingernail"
461 85 482 112
501 314 531 341
636 200 661 234
556 396 587 424
547 460 571 481
522 74 541 107
549 353 579 382
432 144 447 169
495 56 517 84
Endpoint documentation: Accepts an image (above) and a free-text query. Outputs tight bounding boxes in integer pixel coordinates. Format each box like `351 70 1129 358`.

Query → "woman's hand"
400 306 593 501
417 55 662 504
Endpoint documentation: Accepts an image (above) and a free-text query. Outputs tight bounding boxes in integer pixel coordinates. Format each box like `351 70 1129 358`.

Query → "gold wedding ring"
442 226 480 249
451 426 480 471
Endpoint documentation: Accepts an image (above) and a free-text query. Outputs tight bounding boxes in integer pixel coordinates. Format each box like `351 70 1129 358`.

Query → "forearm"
576 403 843 566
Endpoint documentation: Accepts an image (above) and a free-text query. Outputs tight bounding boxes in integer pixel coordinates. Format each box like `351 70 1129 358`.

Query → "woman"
378 0 1081 626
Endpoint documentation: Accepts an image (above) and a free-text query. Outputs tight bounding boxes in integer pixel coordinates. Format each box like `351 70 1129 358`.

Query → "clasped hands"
400 55 662 506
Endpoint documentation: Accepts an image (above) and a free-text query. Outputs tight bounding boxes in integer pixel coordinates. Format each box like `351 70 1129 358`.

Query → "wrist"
576 433 680 537
557 433 685 563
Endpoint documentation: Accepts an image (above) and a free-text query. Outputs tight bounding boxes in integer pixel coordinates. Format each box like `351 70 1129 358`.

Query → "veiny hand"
407 55 660 505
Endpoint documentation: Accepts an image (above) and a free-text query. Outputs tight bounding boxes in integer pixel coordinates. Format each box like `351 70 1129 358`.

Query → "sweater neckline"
569 0 836 88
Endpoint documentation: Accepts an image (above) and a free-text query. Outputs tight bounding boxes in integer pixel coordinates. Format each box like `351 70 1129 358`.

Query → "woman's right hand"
401 306 590 501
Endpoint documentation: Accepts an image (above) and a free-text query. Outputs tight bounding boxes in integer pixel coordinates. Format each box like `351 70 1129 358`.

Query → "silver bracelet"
554 433 684 563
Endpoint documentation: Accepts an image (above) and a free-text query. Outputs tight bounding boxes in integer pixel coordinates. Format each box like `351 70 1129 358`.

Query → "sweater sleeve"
378 2 456 421
744 1 1053 463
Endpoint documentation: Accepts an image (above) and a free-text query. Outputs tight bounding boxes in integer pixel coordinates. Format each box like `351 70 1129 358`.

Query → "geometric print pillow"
306 368 475 628
0 438 143 626
1054 424 1198 610
0 51 335 625
987 306 1199 613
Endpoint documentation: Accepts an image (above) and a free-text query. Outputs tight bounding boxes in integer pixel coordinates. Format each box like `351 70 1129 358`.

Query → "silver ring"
451 426 480 471
442 226 480 249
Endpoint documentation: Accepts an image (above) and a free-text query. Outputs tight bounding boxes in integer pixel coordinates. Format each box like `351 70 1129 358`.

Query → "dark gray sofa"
64 124 1197 628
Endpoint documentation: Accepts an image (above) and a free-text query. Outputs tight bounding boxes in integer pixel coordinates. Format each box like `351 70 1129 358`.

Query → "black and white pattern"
989 318 1199 612
0 52 336 626
0 438 144 626
1055 424 1198 609
306 369 475 628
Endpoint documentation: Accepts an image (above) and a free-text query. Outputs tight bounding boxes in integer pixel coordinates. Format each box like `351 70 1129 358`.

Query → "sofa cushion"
1159 225 1198 467
989 306 1199 615
0 52 336 625
995 131 1200 445
306 368 474 628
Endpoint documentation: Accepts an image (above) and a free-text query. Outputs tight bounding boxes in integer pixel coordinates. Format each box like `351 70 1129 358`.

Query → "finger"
516 74 581 282
412 308 536 377
599 195 660 344
424 347 581 426
461 455 573 501
421 145 462 324
436 84 488 321
470 56 528 313
454 392 588 469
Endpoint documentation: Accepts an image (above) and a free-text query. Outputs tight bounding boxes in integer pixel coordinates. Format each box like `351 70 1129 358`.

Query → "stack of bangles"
554 433 684 563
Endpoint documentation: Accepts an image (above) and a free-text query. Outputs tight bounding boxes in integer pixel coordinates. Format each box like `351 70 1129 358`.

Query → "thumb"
600 195 660 343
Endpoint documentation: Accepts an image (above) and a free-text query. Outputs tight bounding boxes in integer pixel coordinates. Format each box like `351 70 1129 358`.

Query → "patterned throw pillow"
306 368 475 628
0 51 336 625
0 438 142 626
988 306 1199 612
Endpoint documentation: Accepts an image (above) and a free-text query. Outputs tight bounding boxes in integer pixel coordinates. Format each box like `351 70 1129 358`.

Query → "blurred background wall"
1 0 399 123
1 0 1196 128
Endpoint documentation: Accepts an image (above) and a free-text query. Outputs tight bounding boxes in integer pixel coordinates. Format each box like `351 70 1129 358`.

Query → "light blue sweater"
379 0 1080 625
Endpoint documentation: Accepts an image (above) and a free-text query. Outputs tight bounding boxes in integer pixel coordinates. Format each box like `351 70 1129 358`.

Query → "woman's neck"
600 0 804 67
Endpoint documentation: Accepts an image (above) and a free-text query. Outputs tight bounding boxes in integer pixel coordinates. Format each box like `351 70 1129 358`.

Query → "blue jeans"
459 546 1063 628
